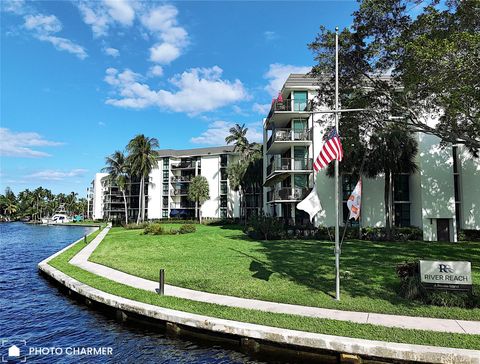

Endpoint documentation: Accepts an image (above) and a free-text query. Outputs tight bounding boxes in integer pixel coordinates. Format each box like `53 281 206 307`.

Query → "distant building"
90 146 259 221
262 74 480 242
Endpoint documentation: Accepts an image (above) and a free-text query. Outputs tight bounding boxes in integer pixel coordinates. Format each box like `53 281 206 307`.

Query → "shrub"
143 223 164 235
124 222 149 230
179 224 196 234
246 213 284 240
459 229 480 242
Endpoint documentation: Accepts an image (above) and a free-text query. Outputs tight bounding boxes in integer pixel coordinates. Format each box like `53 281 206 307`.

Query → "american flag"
313 128 343 172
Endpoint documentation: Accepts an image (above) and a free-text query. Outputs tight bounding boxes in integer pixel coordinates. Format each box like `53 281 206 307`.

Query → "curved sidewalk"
68 225 480 335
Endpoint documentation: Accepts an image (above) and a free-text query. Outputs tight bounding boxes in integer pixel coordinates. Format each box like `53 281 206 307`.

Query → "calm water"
0 222 264 363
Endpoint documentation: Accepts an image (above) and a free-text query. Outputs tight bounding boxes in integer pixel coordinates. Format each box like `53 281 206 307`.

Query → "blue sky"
1 0 358 195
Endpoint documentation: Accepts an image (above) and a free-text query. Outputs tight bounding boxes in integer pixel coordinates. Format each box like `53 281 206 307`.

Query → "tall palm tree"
365 125 418 240
126 135 159 224
102 150 130 225
225 124 249 155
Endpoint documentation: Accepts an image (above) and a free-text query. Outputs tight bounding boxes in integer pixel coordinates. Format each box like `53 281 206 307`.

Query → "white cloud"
264 30 277 41
141 4 188 64
264 63 311 96
98 121 106 127
1 0 27 15
191 120 263 145
105 65 247 113
23 13 87 59
77 2 109 37
148 65 163 77
0 128 63 158
104 0 134 26
104 47 119 57
252 102 271 115
149 42 180 64
24 14 61 33
27 169 88 181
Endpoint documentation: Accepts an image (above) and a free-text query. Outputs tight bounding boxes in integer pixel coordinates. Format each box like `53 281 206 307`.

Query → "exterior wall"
200 156 220 218
148 161 162 219
92 173 108 220
362 177 385 227
417 134 456 241
459 145 480 230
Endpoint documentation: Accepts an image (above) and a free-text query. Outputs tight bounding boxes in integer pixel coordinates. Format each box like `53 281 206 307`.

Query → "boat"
41 204 73 225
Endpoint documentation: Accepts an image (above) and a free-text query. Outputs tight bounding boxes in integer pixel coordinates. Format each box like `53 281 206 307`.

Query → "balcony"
266 99 313 128
266 128 312 154
267 187 310 203
170 202 196 209
171 162 196 169
265 157 313 186
171 175 193 183
171 188 189 196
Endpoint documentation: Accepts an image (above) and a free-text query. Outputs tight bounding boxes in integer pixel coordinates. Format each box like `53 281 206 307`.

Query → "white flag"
297 183 322 222
347 179 362 220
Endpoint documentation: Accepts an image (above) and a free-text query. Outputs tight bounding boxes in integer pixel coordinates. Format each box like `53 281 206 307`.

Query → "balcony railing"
171 188 189 196
171 162 196 169
267 187 310 202
267 128 312 150
266 157 313 176
267 99 313 118
170 202 196 209
171 175 193 183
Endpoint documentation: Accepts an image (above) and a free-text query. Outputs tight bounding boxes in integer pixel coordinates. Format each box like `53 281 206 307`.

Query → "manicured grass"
48 234 480 350
89 224 480 320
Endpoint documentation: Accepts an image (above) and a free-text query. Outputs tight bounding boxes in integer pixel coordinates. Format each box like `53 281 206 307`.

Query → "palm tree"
126 135 159 224
365 125 418 240
188 176 210 223
225 124 249 155
102 150 130 225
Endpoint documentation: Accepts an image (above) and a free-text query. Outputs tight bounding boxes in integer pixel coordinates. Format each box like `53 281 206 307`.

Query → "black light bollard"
158 269 165 295
84 235 87 244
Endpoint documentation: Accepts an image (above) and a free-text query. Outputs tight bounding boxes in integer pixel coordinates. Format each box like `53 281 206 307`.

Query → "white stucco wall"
362 177 385 227
93 173 108 220
200 156 220 218
148 161 162 219
459 145 480 230
418 134 456 241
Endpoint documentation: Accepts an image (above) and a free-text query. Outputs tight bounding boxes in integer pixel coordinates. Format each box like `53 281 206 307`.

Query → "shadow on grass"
241 235 480 306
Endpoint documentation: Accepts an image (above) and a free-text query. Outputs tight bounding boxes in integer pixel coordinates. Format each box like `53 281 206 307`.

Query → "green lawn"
48 231 480 350
89 224 480 320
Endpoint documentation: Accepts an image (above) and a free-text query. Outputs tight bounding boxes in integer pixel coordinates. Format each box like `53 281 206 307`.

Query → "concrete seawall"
38 245 480 364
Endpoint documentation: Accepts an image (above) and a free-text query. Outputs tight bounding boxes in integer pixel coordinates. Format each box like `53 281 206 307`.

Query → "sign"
419 260 472 291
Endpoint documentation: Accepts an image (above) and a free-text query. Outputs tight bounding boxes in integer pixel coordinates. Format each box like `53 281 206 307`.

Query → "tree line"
0 187 86 222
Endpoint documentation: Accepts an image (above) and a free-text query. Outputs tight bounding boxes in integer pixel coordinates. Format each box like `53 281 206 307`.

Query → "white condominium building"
262 74 480 242
89 146 241 221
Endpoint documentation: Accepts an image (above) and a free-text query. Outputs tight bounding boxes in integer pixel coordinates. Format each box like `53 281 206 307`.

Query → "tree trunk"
141 176 146 223
122 189 128 226
136 177 143 224
384 170 392 240
198 201 202 224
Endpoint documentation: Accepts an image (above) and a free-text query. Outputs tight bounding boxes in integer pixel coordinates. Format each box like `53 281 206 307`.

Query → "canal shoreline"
38 228 480 364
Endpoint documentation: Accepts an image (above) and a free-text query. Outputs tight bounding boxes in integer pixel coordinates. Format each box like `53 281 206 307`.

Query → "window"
293 91 308 111
220 154 228 167
220 195 227 208
220 181 228 194
163 184 168 194
162 209 168 218
162 197 168 208
163 170 169 181
393 174 410 227
220 208 227 219
163 157 169 170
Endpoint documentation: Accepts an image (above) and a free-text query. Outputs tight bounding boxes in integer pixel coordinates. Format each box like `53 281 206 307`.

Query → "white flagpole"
334 26 341 301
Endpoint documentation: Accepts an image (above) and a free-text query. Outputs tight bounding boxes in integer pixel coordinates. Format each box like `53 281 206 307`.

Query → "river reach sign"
420 260 472 291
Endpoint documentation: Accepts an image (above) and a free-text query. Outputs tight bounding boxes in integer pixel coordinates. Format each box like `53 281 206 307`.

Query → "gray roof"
156 145 236 158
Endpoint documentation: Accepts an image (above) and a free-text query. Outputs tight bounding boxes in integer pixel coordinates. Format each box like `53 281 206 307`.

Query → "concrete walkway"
69 225 480 335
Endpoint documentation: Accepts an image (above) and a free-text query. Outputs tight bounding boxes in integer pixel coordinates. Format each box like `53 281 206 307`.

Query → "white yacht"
42 205 72 225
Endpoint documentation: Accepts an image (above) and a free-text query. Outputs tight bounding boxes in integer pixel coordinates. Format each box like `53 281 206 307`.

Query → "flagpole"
334 26 341 301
